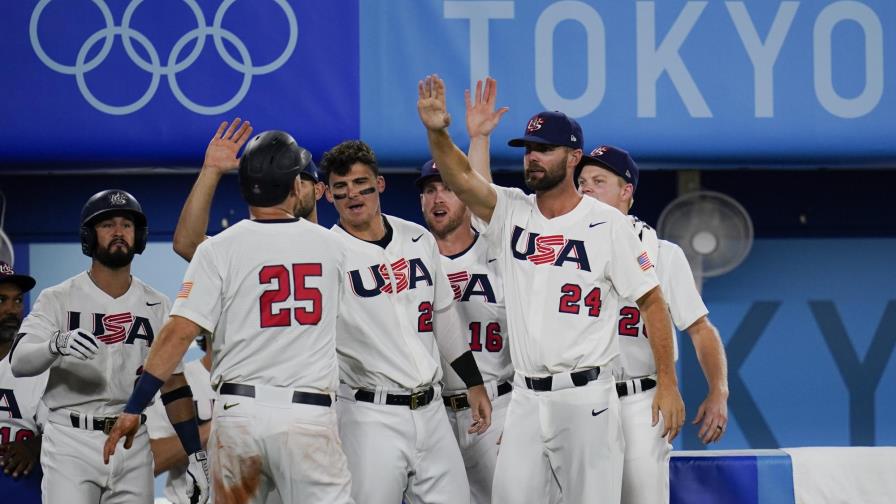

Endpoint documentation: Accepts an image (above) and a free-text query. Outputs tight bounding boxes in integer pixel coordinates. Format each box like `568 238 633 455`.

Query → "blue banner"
361 0 896 166
2 1 895 169
0 0 358 166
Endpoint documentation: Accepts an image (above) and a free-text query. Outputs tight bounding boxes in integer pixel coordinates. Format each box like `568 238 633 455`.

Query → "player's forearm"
432 304 469 364
467 134 493 184
688 317 729 397
161 373 195 425
143 317 199 382
150 422 211 476
172 168 221 261
427 129 496 222
9 334 57 377
638 288 678 386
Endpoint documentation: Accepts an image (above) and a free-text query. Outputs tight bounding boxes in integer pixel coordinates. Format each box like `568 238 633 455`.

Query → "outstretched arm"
418 75 497 223
103 316 201 463
173 118 253 261
465 77 509 184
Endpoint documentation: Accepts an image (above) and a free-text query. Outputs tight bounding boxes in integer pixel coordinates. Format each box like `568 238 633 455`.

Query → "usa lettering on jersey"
66 311 155 345
447 271 497 304
510 226 591 271
348 257 433 297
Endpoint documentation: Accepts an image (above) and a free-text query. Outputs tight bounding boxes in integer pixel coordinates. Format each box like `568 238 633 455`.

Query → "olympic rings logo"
29 0 298 115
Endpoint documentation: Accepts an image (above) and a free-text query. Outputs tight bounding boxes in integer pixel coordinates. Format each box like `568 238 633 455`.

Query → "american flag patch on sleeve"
637 251 654 271
177 282 193 299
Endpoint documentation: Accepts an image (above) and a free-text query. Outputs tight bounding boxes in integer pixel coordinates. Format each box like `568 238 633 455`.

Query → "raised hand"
203 118 253 175
465 77 509 139
417 74 452 131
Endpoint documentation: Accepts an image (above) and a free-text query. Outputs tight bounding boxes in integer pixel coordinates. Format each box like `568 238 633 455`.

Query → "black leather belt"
616 377 657 398
524 367 601 392
69 412 146 435
219 382 332 407
355 386 436 410
444 381 512 411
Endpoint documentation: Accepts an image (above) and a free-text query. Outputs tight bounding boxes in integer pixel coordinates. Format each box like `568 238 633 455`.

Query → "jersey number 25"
259 264 322 327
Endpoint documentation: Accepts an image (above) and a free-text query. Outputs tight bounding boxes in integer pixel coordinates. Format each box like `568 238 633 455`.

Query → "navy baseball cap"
576 145 640 190
414 159 441 191
0 261 36 293
299 158 321 183
508 111 583 150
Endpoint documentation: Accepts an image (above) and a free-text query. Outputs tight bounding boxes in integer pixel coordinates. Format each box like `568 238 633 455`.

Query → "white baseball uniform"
12 272 172 504
145 358 214 504
0 357 48 504
439 232 512 504
331 214 471 504
617 216 709 504
481 186 659 504
170 217 353 504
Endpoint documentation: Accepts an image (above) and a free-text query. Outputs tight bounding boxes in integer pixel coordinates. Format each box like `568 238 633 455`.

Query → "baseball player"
9 189 205 504
418 74 685 503
0 262 47 504
319 139 491 504
172 118 327 262
104 132 355 503
415 77 512 504
145 334 214 504
576 145 729 504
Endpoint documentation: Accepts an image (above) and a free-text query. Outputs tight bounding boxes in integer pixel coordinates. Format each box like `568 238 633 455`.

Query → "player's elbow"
635 285 664 310
171 236 197 262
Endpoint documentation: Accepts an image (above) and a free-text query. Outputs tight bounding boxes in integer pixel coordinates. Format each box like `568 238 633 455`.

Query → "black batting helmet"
239 131 314 207
80 189 148 257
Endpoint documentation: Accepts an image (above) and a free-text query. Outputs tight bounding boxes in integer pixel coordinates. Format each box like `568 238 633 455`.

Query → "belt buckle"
409 391 426 410
449 395 467 411
103 417 117 435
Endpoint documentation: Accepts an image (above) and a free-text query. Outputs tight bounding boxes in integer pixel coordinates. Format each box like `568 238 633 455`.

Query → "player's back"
183 218 345 393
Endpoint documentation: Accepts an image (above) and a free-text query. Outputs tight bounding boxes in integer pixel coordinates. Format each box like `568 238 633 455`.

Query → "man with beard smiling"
0 261 46 504
418 74 684 504
173 118 327 262
10 190 207 504
416 77 512 504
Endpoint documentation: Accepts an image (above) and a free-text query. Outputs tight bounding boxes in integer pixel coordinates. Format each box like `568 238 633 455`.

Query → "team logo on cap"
591 147 608 156
109 192 128 205
527 117 544 132
0 263 13 275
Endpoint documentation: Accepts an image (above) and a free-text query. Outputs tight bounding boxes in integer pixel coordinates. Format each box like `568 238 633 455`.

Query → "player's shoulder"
582 196 629 223
657 238 689 264
385 214 437 245
36 271 87 299
493 184 531 205
130 276 171 303
384 213 425 233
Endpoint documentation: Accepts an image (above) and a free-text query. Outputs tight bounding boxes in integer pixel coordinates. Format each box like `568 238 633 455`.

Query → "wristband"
124 371 165 414
173 418 203 455
450 351 484 388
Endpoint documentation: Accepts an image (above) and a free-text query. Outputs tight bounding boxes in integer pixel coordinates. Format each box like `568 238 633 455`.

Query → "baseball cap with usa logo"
0 261 36 293
508 111 583 150
576 145 640 191
414 159 441 191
